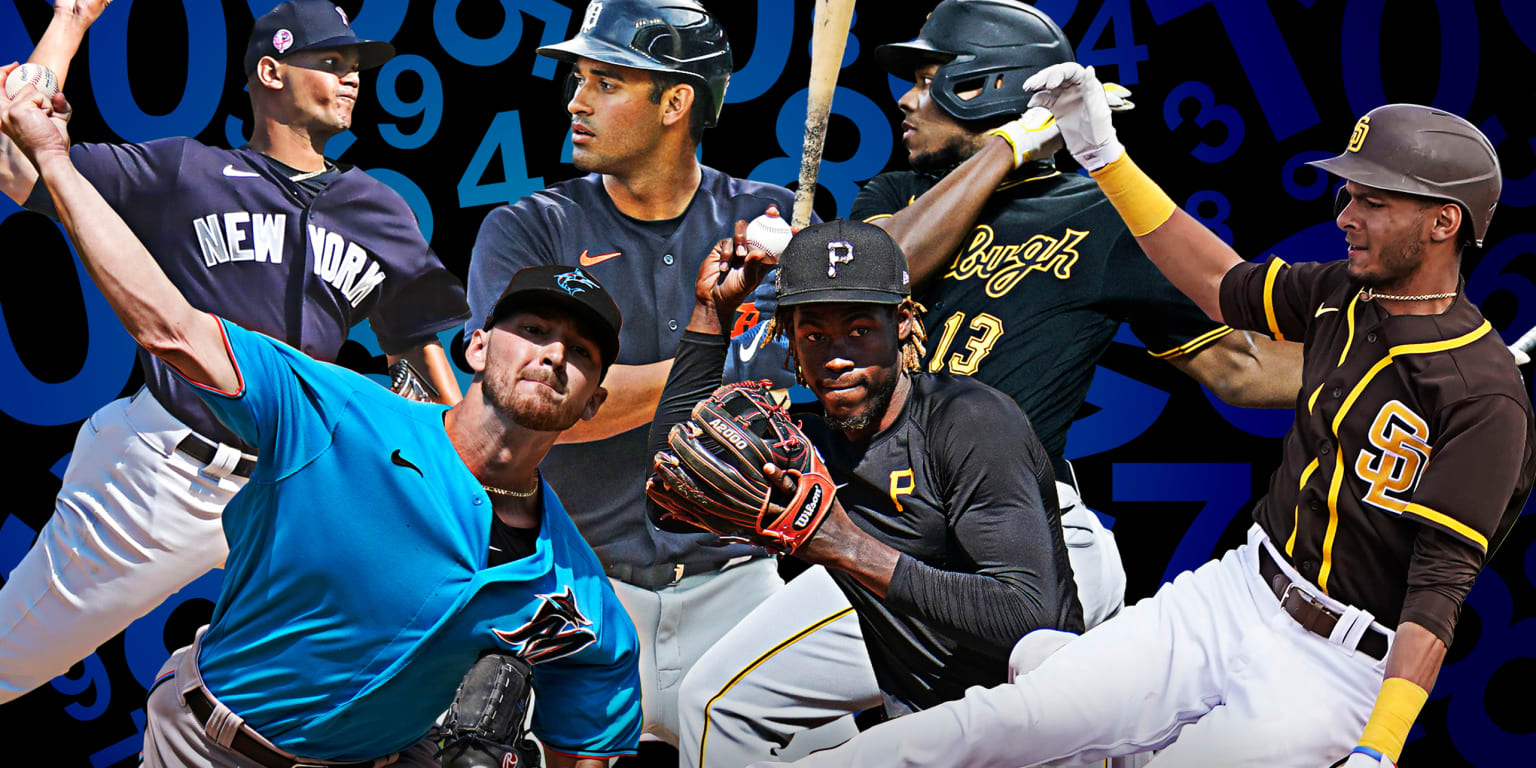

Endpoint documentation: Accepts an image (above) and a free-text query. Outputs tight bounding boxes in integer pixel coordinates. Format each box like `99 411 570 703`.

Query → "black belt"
1259 545 1389 661
184 685 376 768
176 434 257 478
605 557 751 589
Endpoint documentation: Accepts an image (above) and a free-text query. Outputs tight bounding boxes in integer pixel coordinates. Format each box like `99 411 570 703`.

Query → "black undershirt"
620 210 686 239
487 511 539 567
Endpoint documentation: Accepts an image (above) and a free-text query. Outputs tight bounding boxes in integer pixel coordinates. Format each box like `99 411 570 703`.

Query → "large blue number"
1185 190 1233 245
89 0 225 142
1281 151 1335 201
434 0 571 78
0 201 136 426
51 654 111 721
1480 116 1536 209
1428 564 1536 762
1146 0 1318 140
1113 463 1253 584
747 87 893 220
1467 233 1536 346
725 0 795 103
1065 368 1170 460
1076 0 1148 85
367 169 435 243
1342 0 1478 119
1162 81 1244 163
458 111 545 208
377 55 444 150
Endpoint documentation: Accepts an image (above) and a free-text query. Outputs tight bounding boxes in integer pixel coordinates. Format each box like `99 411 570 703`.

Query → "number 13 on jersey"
928 311 1005 375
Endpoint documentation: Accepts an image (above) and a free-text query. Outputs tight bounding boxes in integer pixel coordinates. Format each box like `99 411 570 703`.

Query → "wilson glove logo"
793 485 823 530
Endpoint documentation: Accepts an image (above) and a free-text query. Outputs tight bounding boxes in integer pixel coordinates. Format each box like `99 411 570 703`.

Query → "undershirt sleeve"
644 330 729 527
886 386 1082 655
850 172 912 222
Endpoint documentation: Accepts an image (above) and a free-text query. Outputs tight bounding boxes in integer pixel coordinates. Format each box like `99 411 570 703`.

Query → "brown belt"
1258 545 1389 661
176 433 258 478
184 685 376 768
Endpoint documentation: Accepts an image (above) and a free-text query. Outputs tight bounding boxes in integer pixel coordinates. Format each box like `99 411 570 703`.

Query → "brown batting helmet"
1308 104 1501 246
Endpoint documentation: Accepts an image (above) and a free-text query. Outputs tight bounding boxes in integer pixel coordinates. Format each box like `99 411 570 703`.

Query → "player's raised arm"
1025 63 1240 321
0 1 111 203
1 81 234 392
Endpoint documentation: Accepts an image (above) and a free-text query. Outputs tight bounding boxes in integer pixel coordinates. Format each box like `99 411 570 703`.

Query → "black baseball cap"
245 1 395 77
776 220 911 307
484 265 623 372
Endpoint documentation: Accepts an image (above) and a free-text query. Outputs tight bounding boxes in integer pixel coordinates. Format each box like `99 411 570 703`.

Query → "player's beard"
909 133 974 175
1351 219 1427 289
482 364 585 432
825 367 900 434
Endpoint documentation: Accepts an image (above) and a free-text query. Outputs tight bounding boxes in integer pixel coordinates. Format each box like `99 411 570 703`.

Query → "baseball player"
746 68 1536 768
3 79 639 767
464 0 823 749
0 0 469 703
727 0 1302 628
656 220 1084 768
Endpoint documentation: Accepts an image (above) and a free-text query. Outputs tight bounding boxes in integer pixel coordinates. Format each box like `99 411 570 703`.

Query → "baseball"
5 63 59 101
744 205 793 257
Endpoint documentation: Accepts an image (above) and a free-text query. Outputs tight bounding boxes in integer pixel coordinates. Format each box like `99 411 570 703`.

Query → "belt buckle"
1280 580 1339 621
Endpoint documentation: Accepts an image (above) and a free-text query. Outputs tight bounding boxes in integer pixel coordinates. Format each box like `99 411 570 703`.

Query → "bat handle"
1512 323 1536 357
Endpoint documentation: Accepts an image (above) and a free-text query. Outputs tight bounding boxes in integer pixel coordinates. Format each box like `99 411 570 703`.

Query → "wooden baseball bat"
791 0 857 230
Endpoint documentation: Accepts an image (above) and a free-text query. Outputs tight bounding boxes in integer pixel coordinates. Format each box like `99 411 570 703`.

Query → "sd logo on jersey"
492 586 598 664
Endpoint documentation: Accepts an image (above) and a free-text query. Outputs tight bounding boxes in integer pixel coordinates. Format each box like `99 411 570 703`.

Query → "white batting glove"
987 82 1134 169
985 107 1062 169
1332 747 1396 767
1024 63 1124 172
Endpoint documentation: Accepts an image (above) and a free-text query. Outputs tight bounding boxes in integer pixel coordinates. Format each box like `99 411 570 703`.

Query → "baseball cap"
484 266 623 372
245 1 395 77
776 220 911 307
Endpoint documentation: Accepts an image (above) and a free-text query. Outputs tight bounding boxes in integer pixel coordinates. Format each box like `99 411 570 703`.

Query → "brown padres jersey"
1220 256 1536 644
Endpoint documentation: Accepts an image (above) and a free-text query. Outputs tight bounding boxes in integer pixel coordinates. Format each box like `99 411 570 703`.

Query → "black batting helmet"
538 0 732 127
1309 104 1502 247
875 0 1073 122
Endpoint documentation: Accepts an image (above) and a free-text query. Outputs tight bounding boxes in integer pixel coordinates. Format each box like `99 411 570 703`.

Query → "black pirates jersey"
1221 257 1536 644
852 170 1230 472
794 373 1084 711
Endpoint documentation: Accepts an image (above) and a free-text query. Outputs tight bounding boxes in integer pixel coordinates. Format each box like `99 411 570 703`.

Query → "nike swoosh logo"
1315 305 1339 317
222 164 261 178
737 321 772 363
390 449 423 477
578 250 621 267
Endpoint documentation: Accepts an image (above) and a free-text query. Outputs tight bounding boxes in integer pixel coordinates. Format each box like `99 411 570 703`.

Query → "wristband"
1088 152 1176 237
1357 677 1428 763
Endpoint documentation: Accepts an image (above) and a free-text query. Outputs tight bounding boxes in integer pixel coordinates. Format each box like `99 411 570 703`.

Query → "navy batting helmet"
875 0 1073 122
539 0 732 127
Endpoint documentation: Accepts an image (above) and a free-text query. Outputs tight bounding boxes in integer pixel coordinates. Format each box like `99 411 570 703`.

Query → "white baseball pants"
679 483 1127 768
0 389 246 702
750 525 1388 768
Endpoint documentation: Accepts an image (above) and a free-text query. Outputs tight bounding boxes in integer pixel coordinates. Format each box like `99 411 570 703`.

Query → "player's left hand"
0 63 71 165
1023 63 1124 172
53 0 115 29
987 82 1133 169
697 219 778 324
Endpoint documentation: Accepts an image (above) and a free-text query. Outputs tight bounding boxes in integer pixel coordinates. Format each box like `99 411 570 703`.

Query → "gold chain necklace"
483 472 540 499
1358 288 1457 302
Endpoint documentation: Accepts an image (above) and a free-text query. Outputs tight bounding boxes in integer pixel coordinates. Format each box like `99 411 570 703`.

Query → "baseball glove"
388 358 441 403
438 651 541 768
646 380 836 555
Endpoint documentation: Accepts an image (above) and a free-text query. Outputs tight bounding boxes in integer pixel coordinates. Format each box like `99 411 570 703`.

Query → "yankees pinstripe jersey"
1220 256 1535 644
846 169 1230 476
25 138 469 449
182 320 640 761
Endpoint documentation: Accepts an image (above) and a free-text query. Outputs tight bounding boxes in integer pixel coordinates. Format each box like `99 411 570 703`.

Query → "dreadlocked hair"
771 299 929 385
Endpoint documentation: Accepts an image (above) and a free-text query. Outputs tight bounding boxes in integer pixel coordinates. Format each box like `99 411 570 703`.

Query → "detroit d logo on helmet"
581 1 603 31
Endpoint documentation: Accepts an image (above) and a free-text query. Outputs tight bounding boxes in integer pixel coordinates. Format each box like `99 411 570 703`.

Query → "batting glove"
1024 63 1124 172
987 83 1133 170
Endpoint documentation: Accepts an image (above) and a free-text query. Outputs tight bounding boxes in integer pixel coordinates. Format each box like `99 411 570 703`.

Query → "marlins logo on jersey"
493 586 599 664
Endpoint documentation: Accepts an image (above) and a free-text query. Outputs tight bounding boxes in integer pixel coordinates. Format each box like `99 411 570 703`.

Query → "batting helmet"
538 0 732 128
874 0 1073 122
1308 104 1502 246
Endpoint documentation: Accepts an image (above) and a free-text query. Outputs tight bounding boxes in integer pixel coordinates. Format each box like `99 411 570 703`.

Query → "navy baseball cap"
245 1 395 76
485 266 623 372
776 220 911 307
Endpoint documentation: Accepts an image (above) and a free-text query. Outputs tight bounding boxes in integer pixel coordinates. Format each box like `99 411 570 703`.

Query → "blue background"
1 0 1533 763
